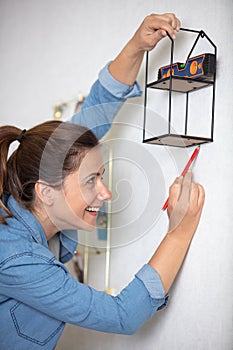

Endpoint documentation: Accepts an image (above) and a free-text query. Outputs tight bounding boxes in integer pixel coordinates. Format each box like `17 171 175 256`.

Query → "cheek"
62 174 97 215
64 186 96 218
76 185 97 205
65 190 86 214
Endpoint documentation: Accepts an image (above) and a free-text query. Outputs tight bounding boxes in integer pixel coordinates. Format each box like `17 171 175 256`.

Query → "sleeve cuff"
136 264 169 310
98 62 142 99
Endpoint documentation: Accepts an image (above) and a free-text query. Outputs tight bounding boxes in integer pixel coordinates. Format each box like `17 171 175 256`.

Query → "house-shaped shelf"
143 28 217 148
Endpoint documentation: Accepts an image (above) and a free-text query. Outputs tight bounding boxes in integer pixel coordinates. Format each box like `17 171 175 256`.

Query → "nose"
96 181 112 201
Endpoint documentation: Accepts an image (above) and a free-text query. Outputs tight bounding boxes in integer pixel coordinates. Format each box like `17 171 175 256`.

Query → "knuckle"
167 201 174 212
199 183 205 194
182 182 190 191
169 183 179 195
196 183 205 201
188 205 197 216
168 12 176 20
146 13 157 21
160 19 169 27
191 182 198 192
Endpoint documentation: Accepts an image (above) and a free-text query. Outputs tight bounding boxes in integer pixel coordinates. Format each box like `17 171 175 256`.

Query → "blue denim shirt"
0 64 167 350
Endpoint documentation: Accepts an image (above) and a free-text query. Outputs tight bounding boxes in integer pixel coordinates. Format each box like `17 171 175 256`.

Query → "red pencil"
162 146 200 211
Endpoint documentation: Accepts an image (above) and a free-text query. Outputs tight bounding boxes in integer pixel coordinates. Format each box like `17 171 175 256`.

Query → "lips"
85 206 100 216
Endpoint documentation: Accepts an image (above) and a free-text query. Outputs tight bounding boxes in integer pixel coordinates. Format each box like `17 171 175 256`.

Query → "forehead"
78 146 105 177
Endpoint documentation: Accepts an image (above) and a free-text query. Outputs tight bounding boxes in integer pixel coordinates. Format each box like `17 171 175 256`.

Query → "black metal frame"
143 28 217 148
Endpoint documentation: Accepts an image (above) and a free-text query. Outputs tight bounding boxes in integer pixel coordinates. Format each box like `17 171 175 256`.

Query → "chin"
84 223 97 232
59 221 96 232
62 213 97 231
76 219 97 232
86 227 96 232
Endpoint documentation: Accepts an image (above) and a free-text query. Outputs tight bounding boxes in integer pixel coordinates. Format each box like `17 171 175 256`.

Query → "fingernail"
161 30 167 37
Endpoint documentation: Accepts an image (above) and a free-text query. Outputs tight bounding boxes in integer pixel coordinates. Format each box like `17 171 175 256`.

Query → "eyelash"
86 176 96 186
86 175 104 186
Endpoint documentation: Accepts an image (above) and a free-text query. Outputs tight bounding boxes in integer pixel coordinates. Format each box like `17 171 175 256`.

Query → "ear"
35 181 54 206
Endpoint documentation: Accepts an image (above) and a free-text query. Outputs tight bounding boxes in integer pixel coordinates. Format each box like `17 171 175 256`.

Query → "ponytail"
0 121 98 225
0 126 22 224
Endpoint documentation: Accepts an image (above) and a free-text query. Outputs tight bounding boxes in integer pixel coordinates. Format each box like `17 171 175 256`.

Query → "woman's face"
46 147 112 231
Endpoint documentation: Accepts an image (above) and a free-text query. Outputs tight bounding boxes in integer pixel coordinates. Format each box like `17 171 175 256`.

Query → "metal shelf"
143 28 217 148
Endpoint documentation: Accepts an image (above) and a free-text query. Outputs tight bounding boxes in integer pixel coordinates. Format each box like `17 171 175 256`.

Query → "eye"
86 176 96 186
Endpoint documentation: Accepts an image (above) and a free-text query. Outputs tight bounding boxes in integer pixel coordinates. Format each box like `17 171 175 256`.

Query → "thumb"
147 29 167 50
153 28 167 40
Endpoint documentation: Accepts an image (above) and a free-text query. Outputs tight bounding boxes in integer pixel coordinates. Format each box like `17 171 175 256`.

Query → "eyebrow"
81 168 105 181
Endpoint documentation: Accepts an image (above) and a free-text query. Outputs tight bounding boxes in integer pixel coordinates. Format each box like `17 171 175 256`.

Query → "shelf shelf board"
147 76 214 93
143 134 213 148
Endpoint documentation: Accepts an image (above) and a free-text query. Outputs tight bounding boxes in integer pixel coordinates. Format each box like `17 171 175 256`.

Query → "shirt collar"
7 195 48 246
6 195 78 262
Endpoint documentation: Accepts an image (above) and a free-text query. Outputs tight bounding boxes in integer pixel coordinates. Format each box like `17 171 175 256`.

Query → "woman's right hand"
148 171 205 294
130 13 181 53
167 171 205 239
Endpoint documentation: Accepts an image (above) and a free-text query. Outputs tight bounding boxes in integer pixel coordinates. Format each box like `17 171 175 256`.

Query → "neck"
32 205 59 241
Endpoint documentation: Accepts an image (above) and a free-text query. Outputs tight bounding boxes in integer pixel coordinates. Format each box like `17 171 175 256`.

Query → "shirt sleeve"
69 62 142 140
98 62 142 99
136 264 169 310
0 249 168 335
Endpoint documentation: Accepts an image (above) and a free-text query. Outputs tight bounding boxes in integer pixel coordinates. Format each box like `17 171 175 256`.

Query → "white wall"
1 1 232 349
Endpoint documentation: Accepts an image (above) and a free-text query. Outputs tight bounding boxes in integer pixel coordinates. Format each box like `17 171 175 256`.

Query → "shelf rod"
143 51 149 142
166 31 174 134
105 148 113 294
185 92 189 135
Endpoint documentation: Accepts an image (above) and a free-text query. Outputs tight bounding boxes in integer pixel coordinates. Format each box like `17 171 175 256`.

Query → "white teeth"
85 207 100 212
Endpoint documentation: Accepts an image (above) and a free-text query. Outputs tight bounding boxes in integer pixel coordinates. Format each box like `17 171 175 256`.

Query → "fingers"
179 171 192 205
162 13 181 31
197 184 205 209
148 13 181 39
131 12 181 53
169 172 205 215
168 171 191 210
189 182 199 207
167 174 205 235
188 182 205 214
168 176 182 209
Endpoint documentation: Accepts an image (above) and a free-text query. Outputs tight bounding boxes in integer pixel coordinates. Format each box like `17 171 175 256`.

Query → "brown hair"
0 120 98 224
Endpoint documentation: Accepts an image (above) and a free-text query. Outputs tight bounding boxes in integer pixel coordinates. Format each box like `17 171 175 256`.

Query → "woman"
0 121 204 348
0 13 204 350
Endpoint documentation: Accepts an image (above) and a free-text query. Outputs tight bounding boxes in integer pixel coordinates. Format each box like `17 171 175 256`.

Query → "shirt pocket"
10 301 64 346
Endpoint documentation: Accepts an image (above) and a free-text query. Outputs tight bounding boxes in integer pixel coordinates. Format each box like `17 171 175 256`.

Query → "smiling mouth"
85 206 100 213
